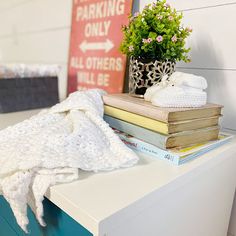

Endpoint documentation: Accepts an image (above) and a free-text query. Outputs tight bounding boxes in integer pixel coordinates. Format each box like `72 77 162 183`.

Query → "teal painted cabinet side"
0 196 93 236
0 215 17 236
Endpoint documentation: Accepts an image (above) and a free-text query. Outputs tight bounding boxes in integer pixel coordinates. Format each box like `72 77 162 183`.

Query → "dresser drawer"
0 215 18 236
0 196 92 236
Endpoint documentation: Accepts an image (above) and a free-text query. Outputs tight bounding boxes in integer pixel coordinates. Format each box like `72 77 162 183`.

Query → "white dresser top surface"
0 109 41 130
46 138 236 236
0 110 235 236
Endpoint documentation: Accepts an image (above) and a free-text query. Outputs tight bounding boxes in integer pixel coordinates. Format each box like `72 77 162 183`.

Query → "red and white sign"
68 0 133 94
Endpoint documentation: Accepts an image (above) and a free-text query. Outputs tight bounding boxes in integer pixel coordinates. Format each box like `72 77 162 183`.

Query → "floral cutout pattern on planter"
129 57 175 96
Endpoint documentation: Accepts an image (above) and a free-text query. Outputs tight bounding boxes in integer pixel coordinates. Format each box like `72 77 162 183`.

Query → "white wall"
140 0 236 131
0 0 235 130
0 0 72 100
0 0 235 235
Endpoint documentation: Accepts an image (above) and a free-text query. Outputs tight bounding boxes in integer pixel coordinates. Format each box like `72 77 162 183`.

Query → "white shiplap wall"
0 0 72 100
141 0 236 131
0 0 235 235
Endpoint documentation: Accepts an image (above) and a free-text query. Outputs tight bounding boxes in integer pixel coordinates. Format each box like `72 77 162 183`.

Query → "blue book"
104 115 220 149
114 129 233 165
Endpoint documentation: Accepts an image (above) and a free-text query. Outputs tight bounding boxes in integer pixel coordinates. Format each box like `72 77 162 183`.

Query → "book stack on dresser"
103 93 231 165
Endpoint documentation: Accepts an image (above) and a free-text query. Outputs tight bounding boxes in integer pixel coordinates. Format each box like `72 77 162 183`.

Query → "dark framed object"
0 76 59 113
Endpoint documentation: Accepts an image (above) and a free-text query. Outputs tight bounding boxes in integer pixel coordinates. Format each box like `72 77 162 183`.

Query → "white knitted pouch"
151 86 207 107
145 72 208 108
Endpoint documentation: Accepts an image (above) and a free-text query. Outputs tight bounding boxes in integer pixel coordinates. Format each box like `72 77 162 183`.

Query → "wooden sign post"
68 0 133 94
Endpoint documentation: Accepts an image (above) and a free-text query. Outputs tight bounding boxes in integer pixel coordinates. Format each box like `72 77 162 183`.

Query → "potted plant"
120 0 192 96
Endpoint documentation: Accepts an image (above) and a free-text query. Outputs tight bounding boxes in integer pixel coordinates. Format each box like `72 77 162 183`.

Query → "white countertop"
46 138 236 236
0 109 41 130
1 110 235 236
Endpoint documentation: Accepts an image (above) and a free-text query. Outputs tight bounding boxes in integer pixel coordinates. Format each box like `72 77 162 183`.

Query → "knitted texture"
0 89 138 232
144 72 207 108
151 86 207 107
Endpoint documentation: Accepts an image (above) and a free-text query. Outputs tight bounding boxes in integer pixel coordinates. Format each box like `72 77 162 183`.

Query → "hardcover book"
104 115 220 148
103 93 222 122
114 129 233 165
104 105 220 135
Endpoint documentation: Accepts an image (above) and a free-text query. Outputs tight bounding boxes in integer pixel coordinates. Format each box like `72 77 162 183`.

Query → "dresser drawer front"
0 196 92 236
0 215 18 236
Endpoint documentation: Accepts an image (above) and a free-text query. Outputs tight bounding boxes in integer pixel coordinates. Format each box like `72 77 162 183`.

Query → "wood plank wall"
0 0 72 100
141 0 236 131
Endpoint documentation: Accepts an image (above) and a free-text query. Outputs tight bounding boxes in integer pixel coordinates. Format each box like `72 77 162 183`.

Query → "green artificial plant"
120 0 192 62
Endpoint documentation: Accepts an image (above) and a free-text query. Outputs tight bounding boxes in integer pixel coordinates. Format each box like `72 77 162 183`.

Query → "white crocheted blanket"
0 89 138 232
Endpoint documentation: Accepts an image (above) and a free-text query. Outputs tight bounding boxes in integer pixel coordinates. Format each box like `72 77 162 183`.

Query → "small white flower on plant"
157 15 163 20
156 35 163 42
168 15 174 21
186 27 193 32
129 45 134 52
164 3 170 8
171 35 177 42
142 38 153 44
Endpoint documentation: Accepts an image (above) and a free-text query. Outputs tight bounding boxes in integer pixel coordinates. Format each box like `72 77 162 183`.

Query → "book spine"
104 115 167 149
115 131 180 165
104 105 169 134
102 95 168 122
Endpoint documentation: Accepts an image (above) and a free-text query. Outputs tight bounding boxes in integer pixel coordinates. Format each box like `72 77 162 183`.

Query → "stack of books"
103 93 232 165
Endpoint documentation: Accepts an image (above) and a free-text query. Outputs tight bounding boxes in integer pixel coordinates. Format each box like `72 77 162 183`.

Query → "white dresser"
0 110 235 236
